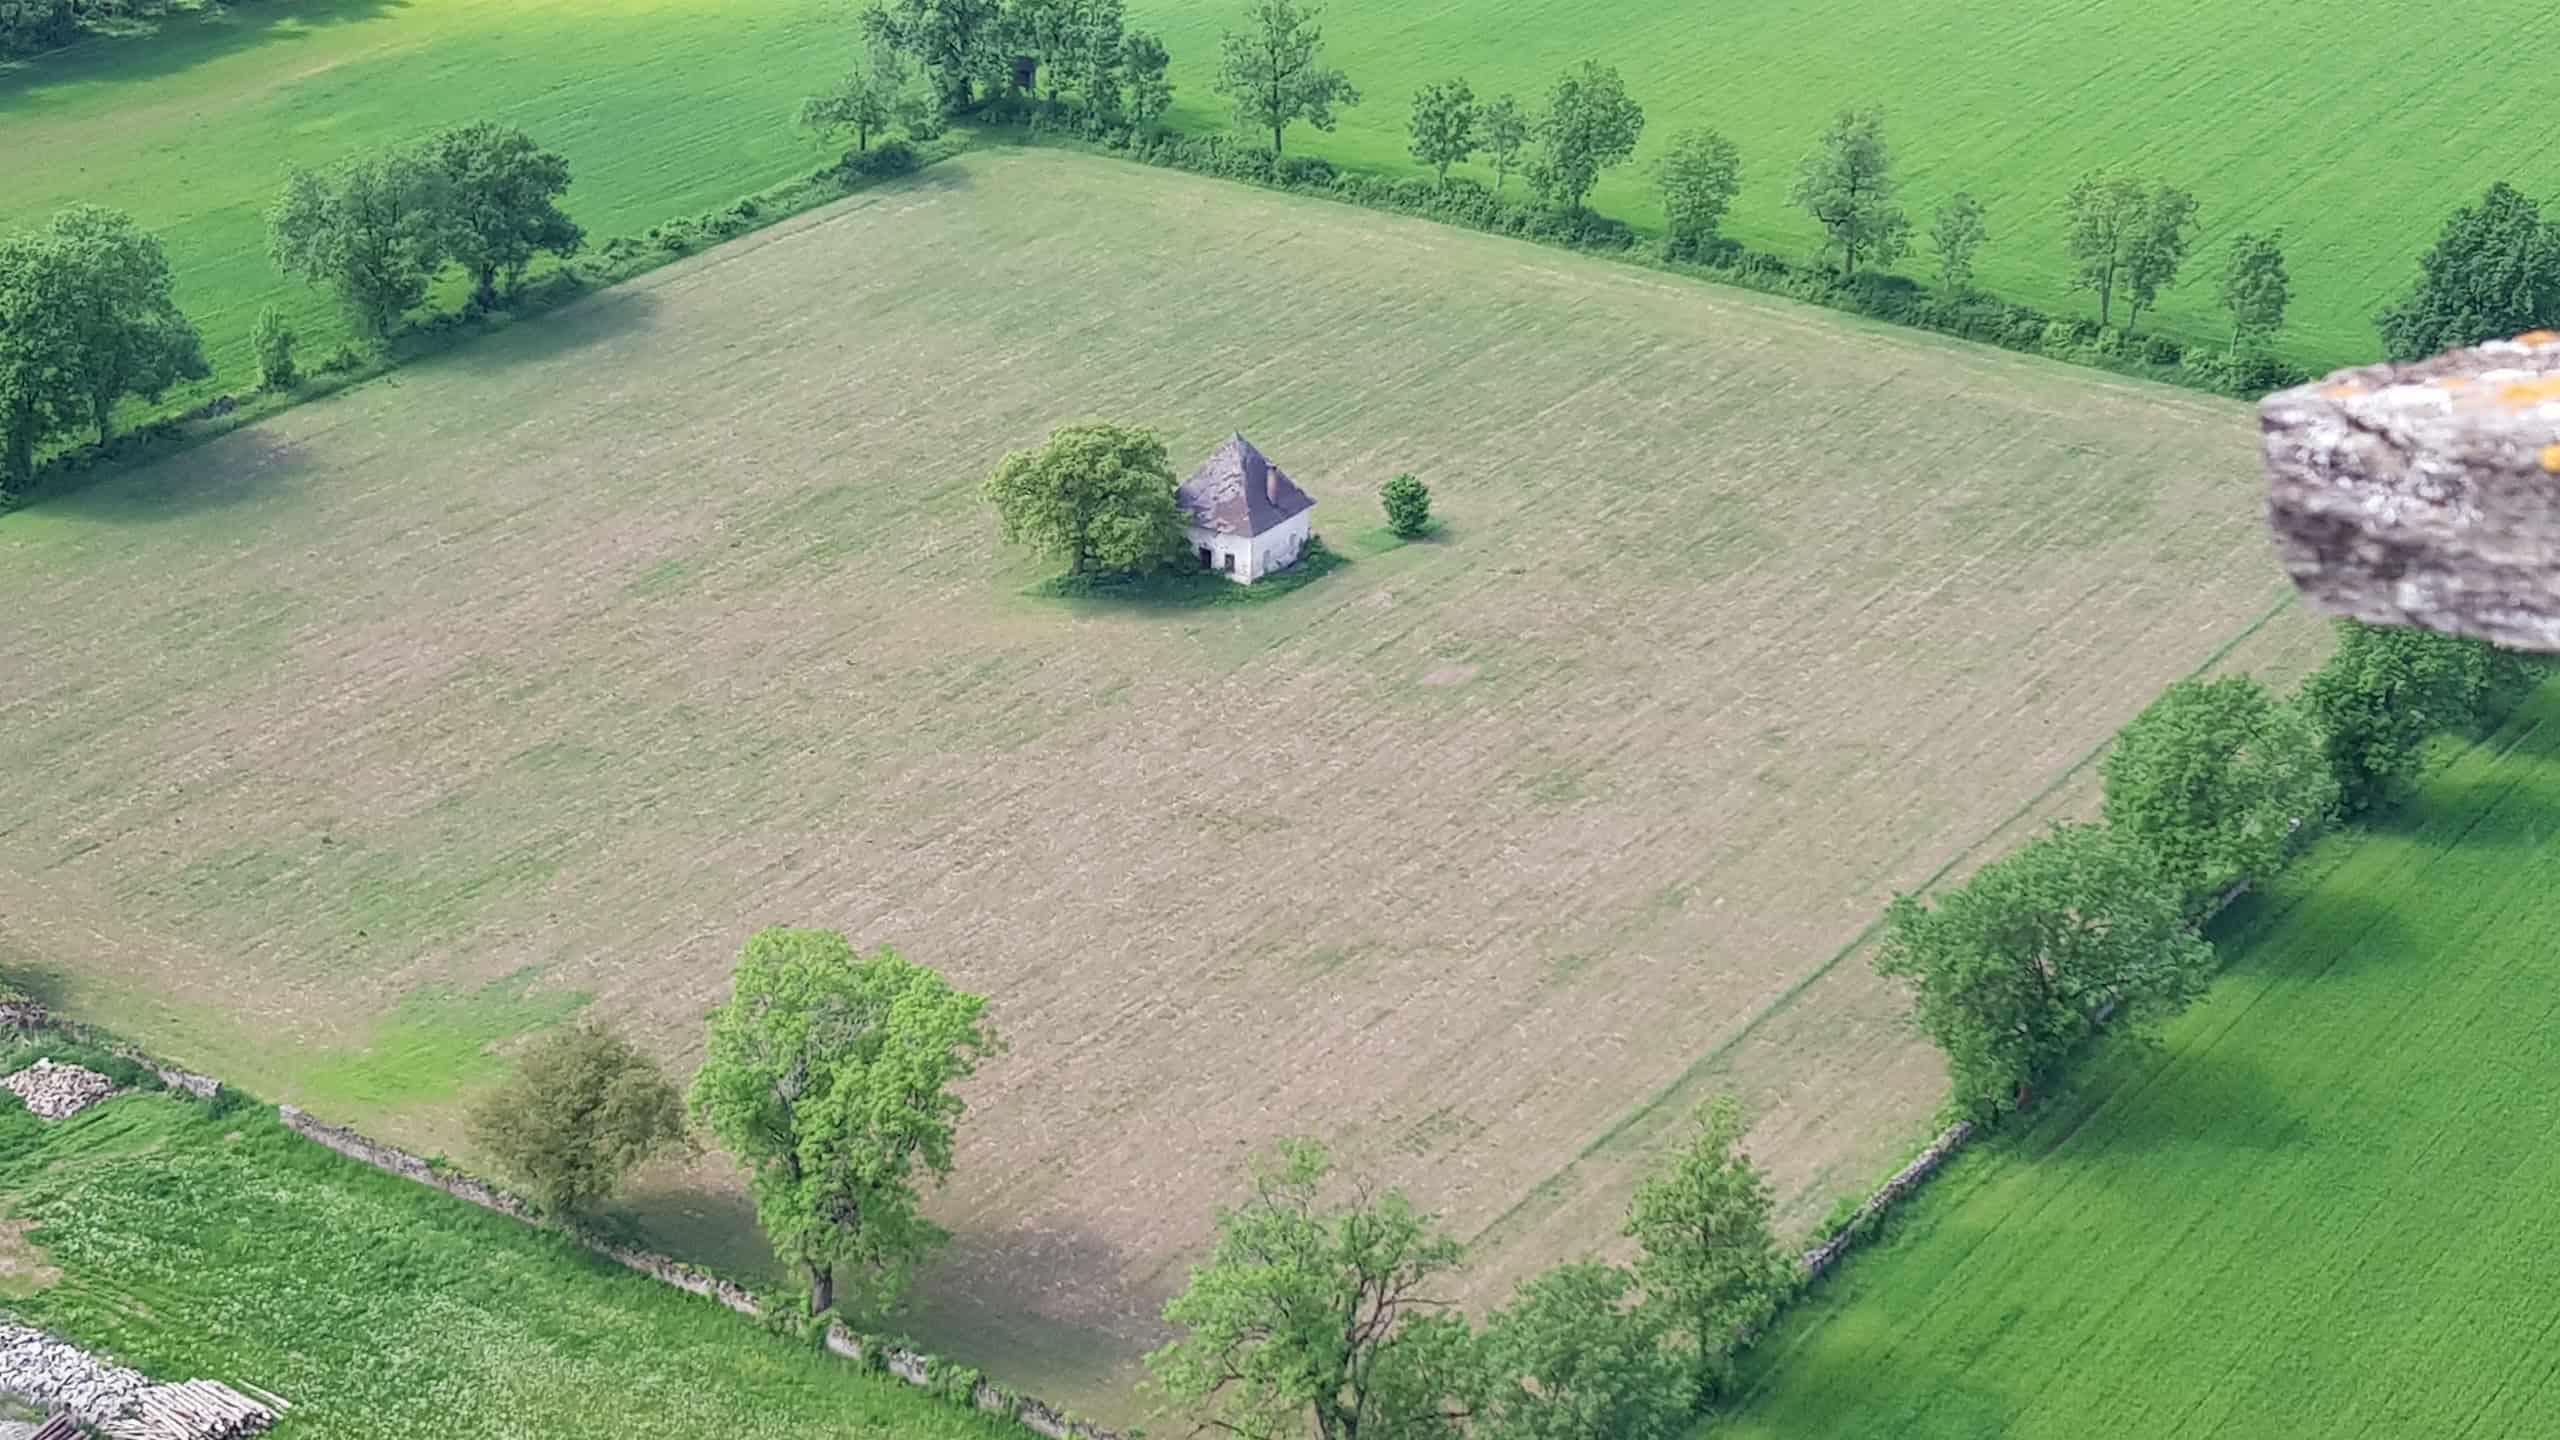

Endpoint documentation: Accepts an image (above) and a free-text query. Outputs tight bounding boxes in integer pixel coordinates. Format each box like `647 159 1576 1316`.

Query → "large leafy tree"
0 1 79 58
2120 182 2198 333
45 205 209 446
0 230 86 493
1622 1095 1786 1389
1481 94 1528 195
2376 182 2560 361
1121 29 1175 128
2219 230 2290 354
1527 61 1643 217
982 421 1187 576
1788 105 1908 278
2297 621 2498 811
425 123 584 311
469 1022 686 1219
2102 676 2336 918
1407 77 1479 185
862 0 1009 113
1149 1140 1473 1440
802 60 901 156
1656 128 1743 260
1215 0 1358 156
2063 172 2145 327
688 929 997 1316
1876 823 2212 1114
269 148 457 344
1475 1263 1690 1440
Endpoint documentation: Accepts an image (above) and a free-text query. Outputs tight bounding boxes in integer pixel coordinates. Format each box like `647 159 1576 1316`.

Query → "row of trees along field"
1878 622 2549 1118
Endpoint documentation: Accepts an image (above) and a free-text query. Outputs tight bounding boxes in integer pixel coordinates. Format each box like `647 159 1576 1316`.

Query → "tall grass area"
0 1080 1015 1439
1128 0 2558 369
1722 685 2560 1438
0 0 846 400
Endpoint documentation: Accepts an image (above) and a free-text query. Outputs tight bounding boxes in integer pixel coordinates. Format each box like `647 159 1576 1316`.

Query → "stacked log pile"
0 1327 276 1440
1 1061 114 1120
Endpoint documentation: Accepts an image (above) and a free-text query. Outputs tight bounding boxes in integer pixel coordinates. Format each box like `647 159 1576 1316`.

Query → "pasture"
0 1079 1016 1439
1725 690 2560 1439
0 149 2320 1409
1128 0 2560 368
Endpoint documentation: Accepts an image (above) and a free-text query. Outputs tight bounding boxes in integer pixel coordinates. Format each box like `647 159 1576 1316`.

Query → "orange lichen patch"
2497 376 2560 409
2516 329 2560 347
2324 384 2367 399
2542 443 2560 474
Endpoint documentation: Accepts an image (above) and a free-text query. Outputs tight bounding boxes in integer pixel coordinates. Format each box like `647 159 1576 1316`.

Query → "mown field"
1725 687 2560 1438
0 1078 1015 1439
1130 0 2558 367
0 148 2322 1410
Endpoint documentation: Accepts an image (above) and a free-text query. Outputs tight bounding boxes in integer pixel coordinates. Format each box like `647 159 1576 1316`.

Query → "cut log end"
2263 331 2560 652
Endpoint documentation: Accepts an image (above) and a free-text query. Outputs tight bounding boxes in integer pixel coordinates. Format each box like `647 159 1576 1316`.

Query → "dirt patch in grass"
0 149 2327 1413
0 1218 60 1297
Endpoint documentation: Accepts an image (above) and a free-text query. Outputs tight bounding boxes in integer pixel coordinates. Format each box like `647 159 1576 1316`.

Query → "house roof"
1176 434 1315 537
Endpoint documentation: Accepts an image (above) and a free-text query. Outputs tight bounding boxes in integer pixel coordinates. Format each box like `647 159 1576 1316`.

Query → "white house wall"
1184 511 1314 583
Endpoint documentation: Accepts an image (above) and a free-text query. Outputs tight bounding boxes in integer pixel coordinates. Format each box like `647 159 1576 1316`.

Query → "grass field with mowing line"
0 1080 1015 1439
1724 685 2560 1438
0 149 2326 1413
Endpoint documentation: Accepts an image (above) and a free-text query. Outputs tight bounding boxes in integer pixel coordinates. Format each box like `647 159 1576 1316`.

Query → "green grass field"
1722 685 2560 1438
6 0 2550 415
1129 0 2556 369
0 1074 1014 1438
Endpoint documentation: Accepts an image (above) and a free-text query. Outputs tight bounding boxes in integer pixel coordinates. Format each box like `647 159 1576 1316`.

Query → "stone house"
1177 434 1316 583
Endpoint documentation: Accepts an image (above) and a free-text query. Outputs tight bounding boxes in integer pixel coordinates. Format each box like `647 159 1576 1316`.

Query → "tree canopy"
1622 1095 1786 1389
1407 77 1479 185
0 206 207 490
1215 0 1359 156
982 421 1188 576
469 1022 686 1218
688 929 997 1315
862 0 1009 113
2102 675 2336 918
1149 1140 1473 1440
1481 94 1529 194
2120 182 2199 332
2297 621 2498 811
2375 181 2560 361
1527 61 1643 216
269 148 458 343
426 123 584 310
2219 230 2291 354
1788 105 1908 277
1656 128 1743 261
1121 29 1175 127
1475 1263 1690 1440
1876 823 2213 1114
1929 191 1988 294
2062 173 2145 328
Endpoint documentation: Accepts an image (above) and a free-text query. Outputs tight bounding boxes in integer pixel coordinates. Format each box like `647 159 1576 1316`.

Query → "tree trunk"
2014 1079 2036 1112
1272 121 1285 156
474 268 500 312
4 426 31 494
808 1261 835 1316
2097 272 2113 328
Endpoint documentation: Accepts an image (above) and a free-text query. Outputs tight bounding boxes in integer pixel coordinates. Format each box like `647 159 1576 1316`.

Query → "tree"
2298 621 2500 811
1526 62 1643 216
1930 191 1987 294
802 64 900 155
1407 77 1478 185
1214 0 1358 156
1787 105 1908 278
2375 182 2560 361
468 1022 686 1218
0 230 85 493
2120 183 2198 333
252 306 299 392
1475 1263 1690 1440
982 421 1187 576
1122 29 1174 128
1380 472 1431 538
1149 1140 1473 1440
2219 230 2290 355
1482 94 1528 195
268 149 456 344
1875 823 2212 1114
1656 128 1743 260
2102 676 2336 918
1622 1095 1786 1390
862 0 1009 113
1014 0 1127 109
44 204 209 445
0 1 79 59
2064 172 2145 327
688 929 997 1316
425 123 584 311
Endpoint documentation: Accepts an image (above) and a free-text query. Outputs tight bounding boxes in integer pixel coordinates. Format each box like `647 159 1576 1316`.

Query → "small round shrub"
1380 473 1432 539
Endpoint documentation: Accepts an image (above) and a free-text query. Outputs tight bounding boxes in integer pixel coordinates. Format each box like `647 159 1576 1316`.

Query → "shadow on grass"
412 286 667 374
0 0 411 114
1028 536 1349 611
28 428 311 523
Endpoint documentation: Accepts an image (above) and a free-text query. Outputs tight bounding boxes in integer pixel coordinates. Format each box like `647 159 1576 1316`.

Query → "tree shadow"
2367 769 2560 853
26 428 310 523
410 287 667 375
0 0 413 117
1026 537 1350 613
2057 1043 2308 1164
2212 887 2415 984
